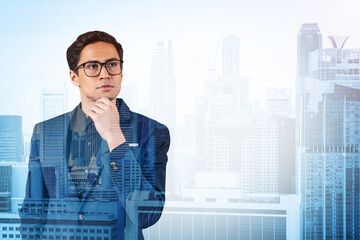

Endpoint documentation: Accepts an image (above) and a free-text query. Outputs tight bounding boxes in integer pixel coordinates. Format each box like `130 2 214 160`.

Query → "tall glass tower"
297 23 360 239
297 23 322 77
0 115 23 163
149 39 176 130
41 86 68 121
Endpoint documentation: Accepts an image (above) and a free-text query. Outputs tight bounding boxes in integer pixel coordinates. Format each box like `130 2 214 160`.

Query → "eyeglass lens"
84 60 121 77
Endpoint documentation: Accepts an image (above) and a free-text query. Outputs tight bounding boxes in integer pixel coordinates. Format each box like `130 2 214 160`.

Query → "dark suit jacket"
20 98 170 240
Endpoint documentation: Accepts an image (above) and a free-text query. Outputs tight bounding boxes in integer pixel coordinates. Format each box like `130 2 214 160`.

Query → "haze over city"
1 0 359 133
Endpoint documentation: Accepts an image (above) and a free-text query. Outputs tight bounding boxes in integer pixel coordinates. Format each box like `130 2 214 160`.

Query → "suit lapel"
64 108 77 198
39 108 75 199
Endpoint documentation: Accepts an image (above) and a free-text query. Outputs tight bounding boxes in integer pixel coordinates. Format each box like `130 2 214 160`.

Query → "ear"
69 70 80 87
120 72 123 84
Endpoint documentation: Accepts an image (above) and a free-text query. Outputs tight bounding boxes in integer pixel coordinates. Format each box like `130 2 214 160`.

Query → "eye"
85 63 99 69
107 61 119 68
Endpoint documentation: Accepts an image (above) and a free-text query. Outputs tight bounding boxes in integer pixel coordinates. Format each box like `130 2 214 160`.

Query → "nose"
99 64 110 79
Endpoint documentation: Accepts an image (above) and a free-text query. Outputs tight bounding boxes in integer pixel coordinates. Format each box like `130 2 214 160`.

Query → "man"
20 31 170 240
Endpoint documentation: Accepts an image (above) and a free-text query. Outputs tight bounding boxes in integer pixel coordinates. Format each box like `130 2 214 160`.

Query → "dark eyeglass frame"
74 59 124 77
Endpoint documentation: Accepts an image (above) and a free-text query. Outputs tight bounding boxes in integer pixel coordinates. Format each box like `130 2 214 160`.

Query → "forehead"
79 41 120 62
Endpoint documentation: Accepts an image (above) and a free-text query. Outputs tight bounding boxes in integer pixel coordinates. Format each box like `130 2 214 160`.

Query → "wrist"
107 128 126 152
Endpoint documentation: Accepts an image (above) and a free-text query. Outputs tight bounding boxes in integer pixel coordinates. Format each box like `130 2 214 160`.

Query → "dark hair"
66 31 123 73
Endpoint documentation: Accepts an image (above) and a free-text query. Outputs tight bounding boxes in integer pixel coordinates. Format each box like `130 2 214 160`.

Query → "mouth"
97 84 114 90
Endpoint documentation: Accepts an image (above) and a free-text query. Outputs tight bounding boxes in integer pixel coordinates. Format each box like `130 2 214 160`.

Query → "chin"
108 96 117 101
103 93 118 101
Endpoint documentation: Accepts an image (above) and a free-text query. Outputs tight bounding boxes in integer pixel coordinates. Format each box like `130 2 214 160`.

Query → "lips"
97 84 114 89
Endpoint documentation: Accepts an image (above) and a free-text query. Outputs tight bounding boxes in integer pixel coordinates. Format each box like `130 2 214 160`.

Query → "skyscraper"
297 23 360 239
222 35 249 118
41 85 68 121
0 163 12 212
195 34 250 175
297 23 322 77
222 34 240 77
0 115 24 163
149 39 177 193
241 111 295 194
149 39 176 130
267 88 292 117
241 112 279 194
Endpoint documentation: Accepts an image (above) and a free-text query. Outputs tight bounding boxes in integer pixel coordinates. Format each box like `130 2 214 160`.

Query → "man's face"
70 41 123 102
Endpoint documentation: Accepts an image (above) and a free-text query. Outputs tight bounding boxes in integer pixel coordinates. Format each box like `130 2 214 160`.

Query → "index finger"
96 97 112 106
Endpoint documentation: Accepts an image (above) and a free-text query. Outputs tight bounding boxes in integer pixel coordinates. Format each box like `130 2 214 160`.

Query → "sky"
0 0 359 133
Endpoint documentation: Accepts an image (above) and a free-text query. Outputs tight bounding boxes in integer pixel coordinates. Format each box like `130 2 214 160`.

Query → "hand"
85 97 126 151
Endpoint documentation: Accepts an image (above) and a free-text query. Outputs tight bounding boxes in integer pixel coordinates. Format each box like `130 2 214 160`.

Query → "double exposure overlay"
0 1 360 239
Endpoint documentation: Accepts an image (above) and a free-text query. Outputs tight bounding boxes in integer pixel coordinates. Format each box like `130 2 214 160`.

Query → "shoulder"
127 110 170 147
131 111 168 132
119 98 169 136
32 111 72 137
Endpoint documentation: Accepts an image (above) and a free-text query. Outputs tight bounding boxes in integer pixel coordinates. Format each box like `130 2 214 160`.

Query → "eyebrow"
85 58 120 63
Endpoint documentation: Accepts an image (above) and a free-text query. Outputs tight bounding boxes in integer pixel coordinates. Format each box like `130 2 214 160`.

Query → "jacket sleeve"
19 123 48 239
108 121 170 231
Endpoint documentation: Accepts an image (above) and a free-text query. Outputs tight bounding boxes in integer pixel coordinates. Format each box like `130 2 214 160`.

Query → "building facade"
0 115 24 163
297 22 360 239
267 88 292 117
143 193 300 240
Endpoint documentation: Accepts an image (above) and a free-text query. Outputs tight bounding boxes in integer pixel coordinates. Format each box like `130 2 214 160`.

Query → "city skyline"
1 1 360 239
1 1 359 134
0 26 356 239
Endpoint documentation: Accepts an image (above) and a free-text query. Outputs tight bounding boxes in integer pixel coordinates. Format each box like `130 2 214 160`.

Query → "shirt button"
88 142 91 145
79 213 86 220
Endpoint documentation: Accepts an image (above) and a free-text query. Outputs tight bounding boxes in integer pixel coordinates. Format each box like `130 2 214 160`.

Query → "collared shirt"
68 100 121 197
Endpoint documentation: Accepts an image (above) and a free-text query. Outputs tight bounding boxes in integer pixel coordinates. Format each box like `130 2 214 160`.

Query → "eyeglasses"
74 59 123 77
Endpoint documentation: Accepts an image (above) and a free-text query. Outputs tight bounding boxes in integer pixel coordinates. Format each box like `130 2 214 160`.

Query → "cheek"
80 81 95 90
115 79 122 89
